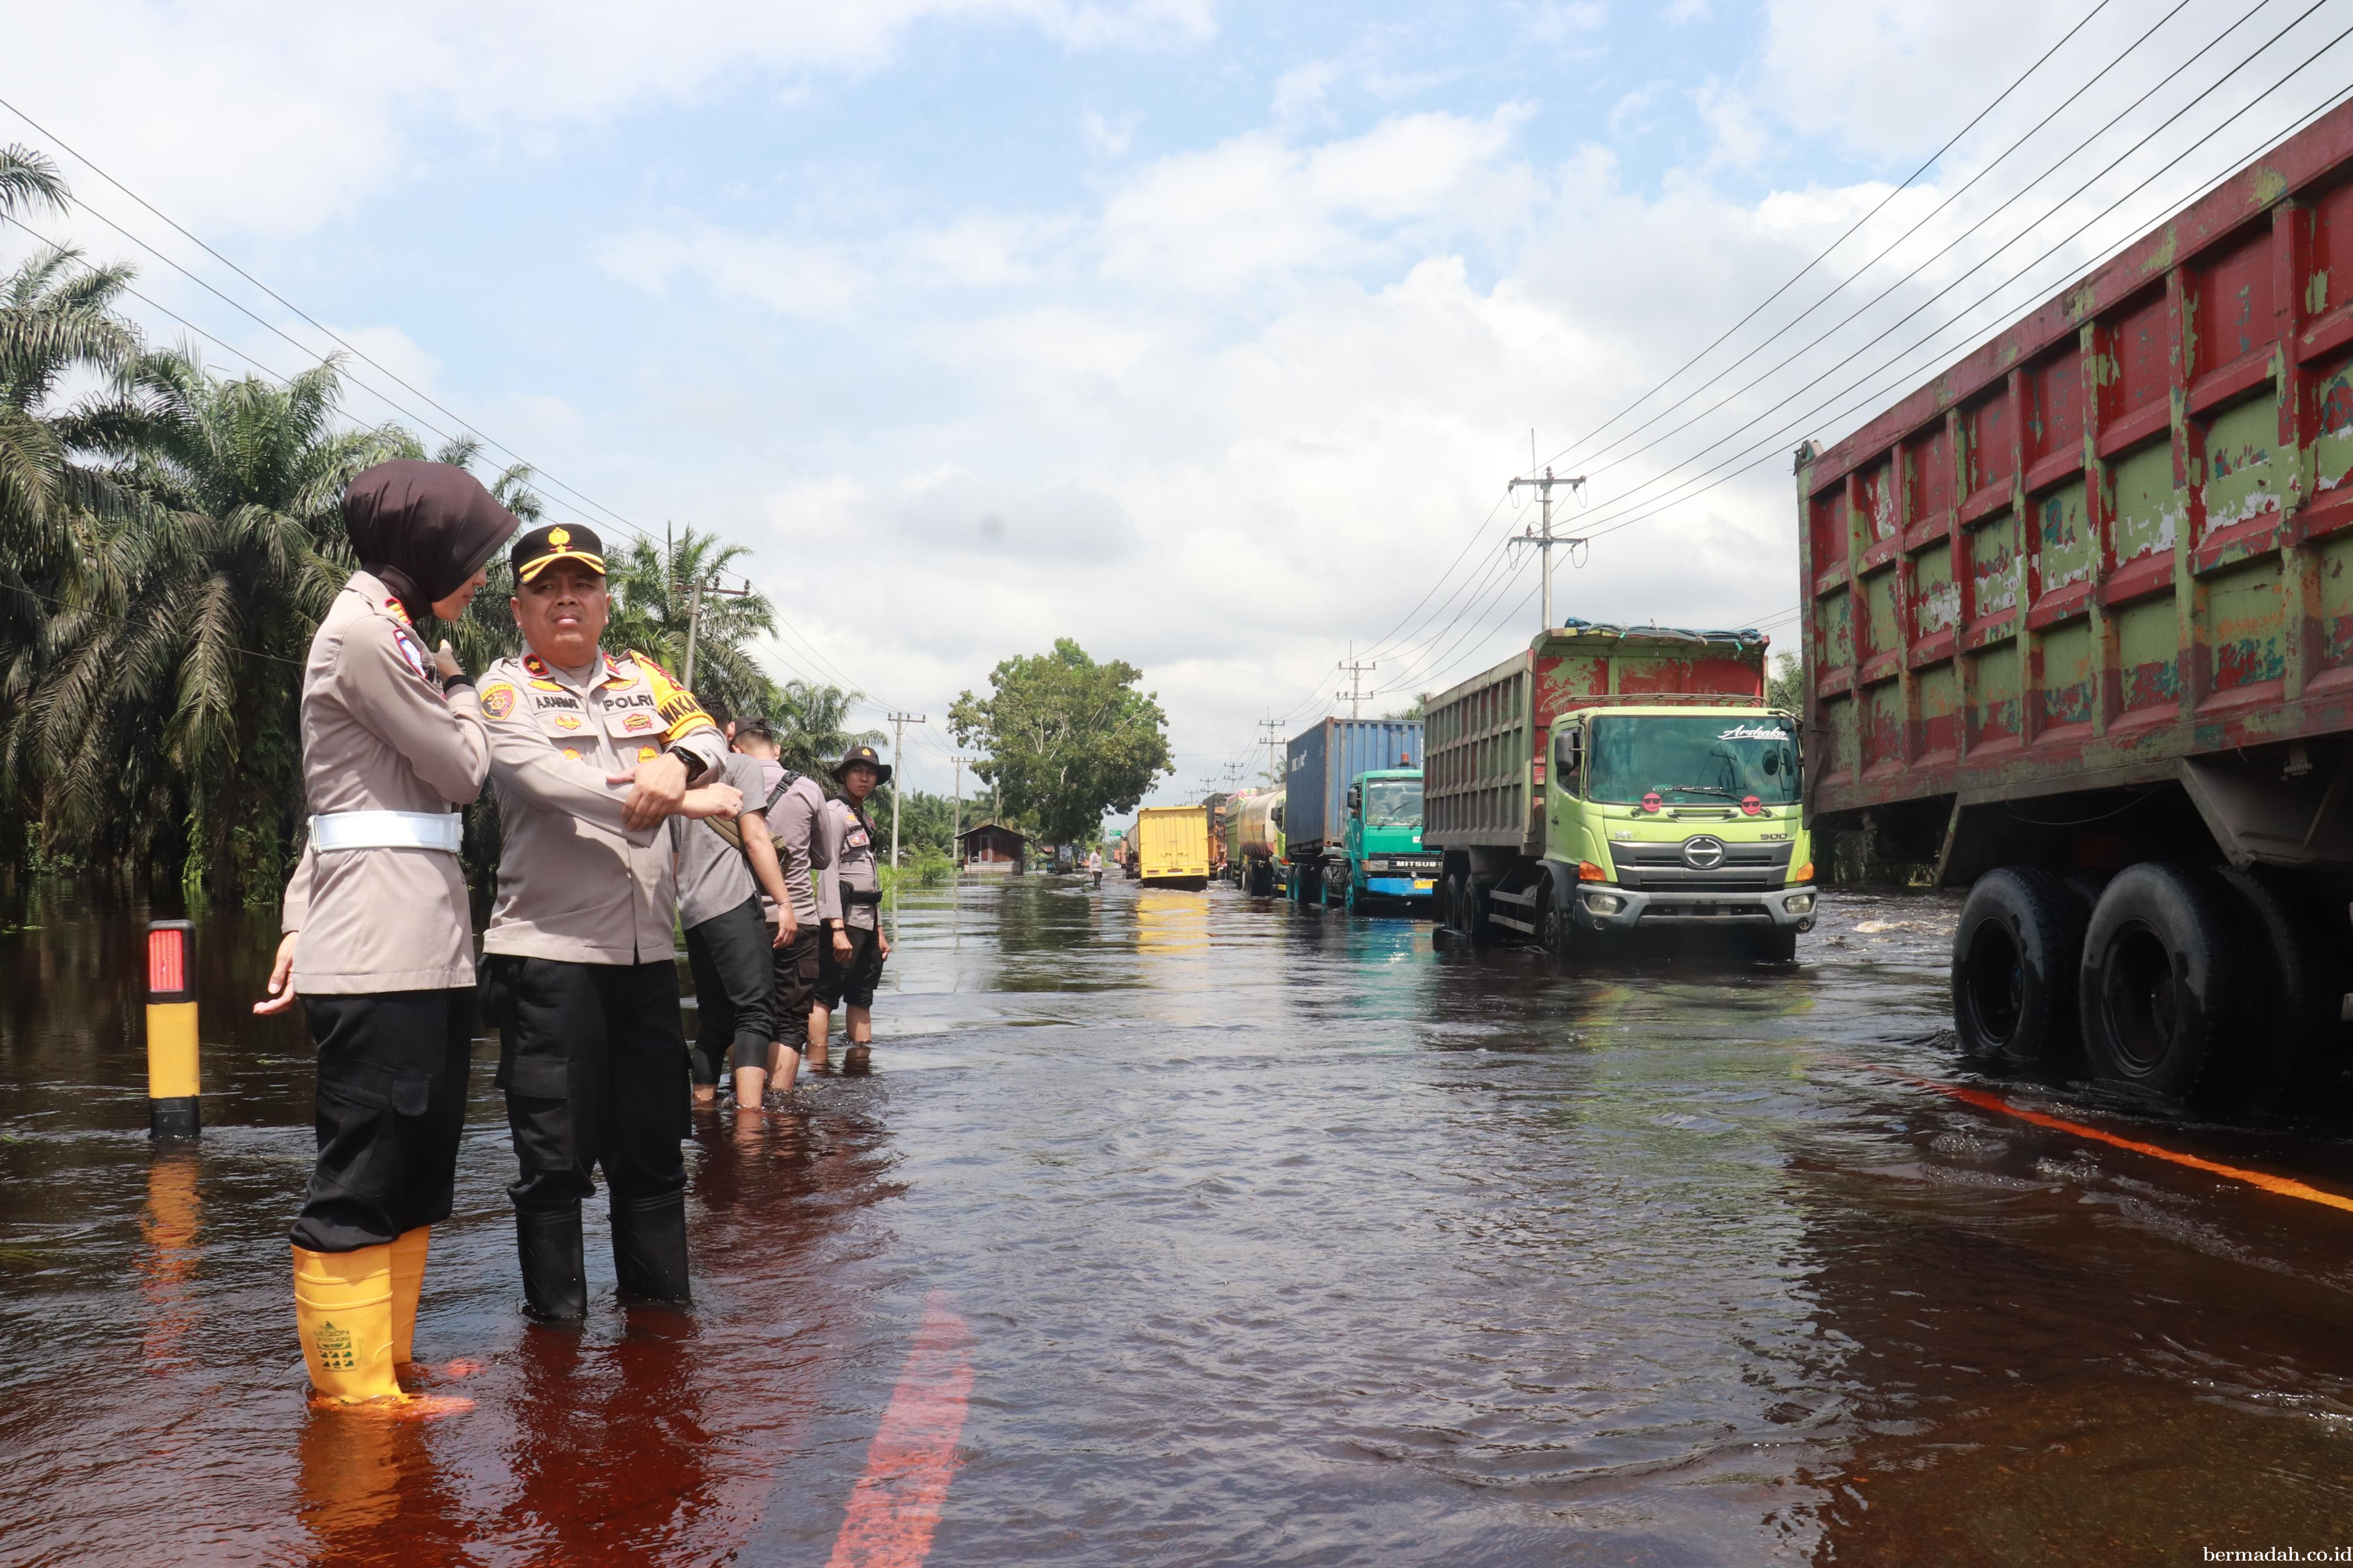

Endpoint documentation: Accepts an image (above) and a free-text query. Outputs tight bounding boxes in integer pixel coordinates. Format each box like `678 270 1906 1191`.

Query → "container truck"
1134 805 1212 889
1234 789 1286 895
1282 719 1427 904
1797 101 2353 1111
1425 623 1811 960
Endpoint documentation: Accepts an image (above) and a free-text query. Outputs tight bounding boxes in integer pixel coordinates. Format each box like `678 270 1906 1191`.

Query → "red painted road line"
825 1293 976 1568
1859 1061 2353 1216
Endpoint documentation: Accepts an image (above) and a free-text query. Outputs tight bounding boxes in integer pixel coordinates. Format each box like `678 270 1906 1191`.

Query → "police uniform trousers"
481 956 690 1213
291 989 475 1252
817 924 886 1010
773 923 822 1027
683 896 776 1084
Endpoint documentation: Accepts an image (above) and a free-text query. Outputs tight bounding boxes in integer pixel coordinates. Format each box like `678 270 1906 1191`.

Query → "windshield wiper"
1653 784 1743 801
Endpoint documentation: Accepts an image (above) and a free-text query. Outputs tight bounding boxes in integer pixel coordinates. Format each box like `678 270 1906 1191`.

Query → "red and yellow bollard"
145 919 200 1139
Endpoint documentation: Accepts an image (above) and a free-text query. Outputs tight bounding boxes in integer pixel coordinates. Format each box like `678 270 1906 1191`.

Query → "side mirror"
1346 784 1361 813
1552 729 1581 779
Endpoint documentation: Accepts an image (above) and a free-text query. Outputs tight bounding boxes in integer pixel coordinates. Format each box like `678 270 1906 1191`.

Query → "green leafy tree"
947 638 1171 846
1765 653 1803 712
768 679 878 782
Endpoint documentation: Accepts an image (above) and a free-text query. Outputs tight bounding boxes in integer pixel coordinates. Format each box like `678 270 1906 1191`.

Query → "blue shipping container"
1283 718 1424 857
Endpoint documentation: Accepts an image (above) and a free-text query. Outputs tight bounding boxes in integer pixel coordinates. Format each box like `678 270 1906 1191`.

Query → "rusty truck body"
1798 101 2353 1109
1424 623 1809 959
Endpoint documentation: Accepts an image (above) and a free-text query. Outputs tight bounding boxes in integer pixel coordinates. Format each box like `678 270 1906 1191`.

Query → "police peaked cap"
511 522 607 583
833 744 891 785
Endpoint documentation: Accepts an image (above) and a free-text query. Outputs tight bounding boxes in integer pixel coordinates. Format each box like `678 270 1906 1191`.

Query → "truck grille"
1366 855 1442 874
1613 838 1792 892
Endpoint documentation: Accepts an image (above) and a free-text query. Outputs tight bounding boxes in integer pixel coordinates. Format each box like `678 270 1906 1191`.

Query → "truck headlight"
1585 892 1624 914
1783 891 1816 914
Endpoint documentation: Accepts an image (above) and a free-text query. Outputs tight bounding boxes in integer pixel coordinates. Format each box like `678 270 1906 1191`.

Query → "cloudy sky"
4 0 2351 805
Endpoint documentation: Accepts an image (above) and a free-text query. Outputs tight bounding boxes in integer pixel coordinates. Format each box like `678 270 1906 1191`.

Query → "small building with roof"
956 820 1029 874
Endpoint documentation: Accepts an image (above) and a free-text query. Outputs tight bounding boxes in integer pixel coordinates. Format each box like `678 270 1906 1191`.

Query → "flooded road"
5 876 2353 1565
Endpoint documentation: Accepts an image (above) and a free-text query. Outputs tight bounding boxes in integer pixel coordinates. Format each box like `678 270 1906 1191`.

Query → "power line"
1538 0 2127 473
1558 0 2327 509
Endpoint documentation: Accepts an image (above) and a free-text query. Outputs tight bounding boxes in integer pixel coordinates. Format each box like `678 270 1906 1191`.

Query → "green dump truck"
1425 623 1812 960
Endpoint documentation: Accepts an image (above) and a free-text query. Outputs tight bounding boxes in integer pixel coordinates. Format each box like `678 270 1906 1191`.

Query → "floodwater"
5 876 2353 1566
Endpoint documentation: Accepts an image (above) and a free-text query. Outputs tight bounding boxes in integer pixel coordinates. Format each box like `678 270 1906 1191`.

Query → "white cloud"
1516 1 1608 43
1083 109 1142 157
1664 0 1708 22
0 0 1214 238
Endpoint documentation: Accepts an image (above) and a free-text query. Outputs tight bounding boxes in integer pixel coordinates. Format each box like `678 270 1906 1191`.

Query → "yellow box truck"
1135 806 1212 889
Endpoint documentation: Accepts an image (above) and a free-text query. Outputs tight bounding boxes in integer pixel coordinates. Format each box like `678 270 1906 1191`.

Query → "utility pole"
678 572 751 691
885 712 924 867
1507 441 1587 633
950 755 971 856
1337 643 1376 719
1259 717 1285 784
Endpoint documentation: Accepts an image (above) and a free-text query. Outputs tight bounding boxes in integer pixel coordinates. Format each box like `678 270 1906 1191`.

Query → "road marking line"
824 1293 975 1568
1866 1064 2353 1216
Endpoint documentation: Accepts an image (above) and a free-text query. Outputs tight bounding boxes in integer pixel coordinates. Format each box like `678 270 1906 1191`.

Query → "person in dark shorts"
673 712 794 1109
815 745 891 1061
729 718 829 1089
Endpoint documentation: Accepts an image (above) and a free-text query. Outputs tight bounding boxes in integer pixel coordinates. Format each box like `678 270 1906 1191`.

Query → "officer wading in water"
813 745 891 1066
256 460 517 1409
472 523 742 1321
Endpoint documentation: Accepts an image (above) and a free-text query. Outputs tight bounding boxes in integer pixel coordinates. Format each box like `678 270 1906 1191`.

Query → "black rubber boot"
610 1191 692 1304
516 1207 588 1322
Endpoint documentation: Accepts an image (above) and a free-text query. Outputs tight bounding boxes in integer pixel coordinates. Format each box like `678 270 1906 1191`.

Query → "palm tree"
770 678 878 782
601 525 785 724
21 348 411 898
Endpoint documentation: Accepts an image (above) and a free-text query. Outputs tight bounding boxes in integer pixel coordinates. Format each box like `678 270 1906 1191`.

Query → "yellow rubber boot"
389 1227 429 1366
292 1243 406 1405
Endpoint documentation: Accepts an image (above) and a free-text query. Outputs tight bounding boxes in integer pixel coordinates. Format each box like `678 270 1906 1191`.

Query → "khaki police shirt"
280 571 489 993
817 796 883 932
476 646 728 965
670 752 763 929
760 767 830 927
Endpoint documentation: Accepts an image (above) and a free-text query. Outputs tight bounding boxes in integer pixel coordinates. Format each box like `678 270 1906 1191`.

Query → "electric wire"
1562 0 2334 517
1533 0 2128 473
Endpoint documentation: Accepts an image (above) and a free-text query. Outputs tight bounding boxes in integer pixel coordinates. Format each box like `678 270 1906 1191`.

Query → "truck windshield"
1362 778 1424 827
1587 716 1798 805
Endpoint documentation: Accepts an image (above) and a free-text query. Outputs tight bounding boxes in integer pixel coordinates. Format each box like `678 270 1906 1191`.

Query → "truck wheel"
1344 876 1363 915
1747 927 1798 964
2216 867 2346 1112
1951 867 2085 1068
1536 883 1580 958
2079 863 2246 1107
1466 880 1496 947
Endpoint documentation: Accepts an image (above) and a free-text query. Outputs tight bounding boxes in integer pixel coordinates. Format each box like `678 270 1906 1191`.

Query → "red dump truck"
1799 101 2353 1111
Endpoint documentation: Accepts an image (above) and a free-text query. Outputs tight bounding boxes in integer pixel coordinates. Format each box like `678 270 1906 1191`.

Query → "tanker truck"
1234 789 1285 895
1425 623 1812 961
1798 98 2353 1111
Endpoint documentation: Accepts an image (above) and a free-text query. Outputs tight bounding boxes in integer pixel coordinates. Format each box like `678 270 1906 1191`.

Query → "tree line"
0 146 871 904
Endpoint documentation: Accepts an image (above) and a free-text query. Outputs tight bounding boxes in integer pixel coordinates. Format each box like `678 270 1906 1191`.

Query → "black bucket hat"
833 744 891 786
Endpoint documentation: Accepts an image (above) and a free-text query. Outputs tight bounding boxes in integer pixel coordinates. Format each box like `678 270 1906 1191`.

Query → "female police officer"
255 460 517 1407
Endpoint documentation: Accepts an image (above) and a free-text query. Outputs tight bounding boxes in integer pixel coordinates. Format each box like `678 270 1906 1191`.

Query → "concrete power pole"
950 755 971 860
678 572 751 691
1507 444 1587 633
1336 643 1376 720
1259 717 1285 784
885 712 925 867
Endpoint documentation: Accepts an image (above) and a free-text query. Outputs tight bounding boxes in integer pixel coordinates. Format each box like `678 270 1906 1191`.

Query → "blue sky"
7 0 2351 801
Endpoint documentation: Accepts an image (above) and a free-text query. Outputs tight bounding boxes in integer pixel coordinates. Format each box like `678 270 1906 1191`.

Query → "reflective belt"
309 810 464 853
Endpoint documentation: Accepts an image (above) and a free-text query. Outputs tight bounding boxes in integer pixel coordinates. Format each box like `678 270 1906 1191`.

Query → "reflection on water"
5 876 2353 1563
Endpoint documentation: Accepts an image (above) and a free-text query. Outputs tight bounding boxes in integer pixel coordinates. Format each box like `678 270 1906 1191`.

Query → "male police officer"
674 709 795 1109
256 460 515 1407
473 522 742 1320
730 718 830 1087
814 745 892 1063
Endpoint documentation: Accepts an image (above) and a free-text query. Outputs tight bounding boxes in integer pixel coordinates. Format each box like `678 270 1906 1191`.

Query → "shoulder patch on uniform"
382 596 413 626
387 623 434 683
481 683 519 720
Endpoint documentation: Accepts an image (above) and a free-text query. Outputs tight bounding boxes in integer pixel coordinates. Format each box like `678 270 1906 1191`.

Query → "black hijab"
343 460 520 621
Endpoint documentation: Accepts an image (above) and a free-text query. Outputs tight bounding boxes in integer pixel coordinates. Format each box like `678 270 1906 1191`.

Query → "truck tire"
1344 875 1363 915
1536 882 1581 958
2216 866 2346 1112
1466 880 1497 947
2079 862 2246 1107
1951 867 2085 1068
